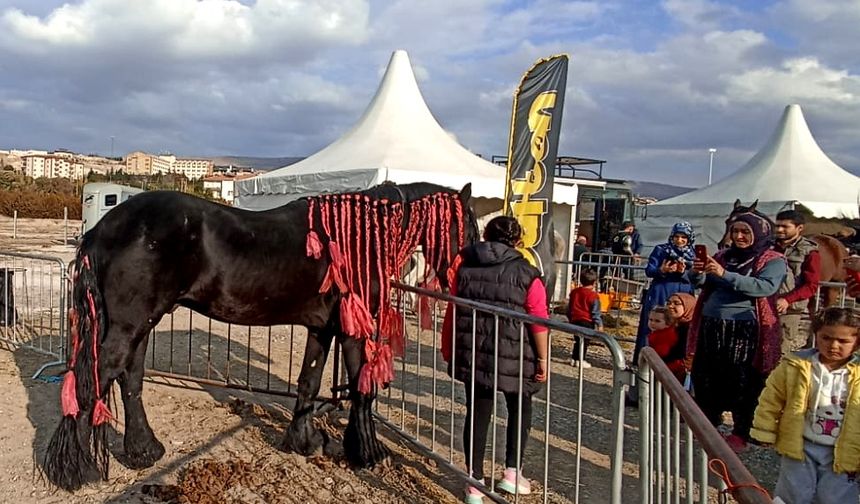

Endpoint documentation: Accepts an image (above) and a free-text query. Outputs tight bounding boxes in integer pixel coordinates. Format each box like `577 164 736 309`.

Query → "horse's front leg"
282 327 335 455
118 332 165 469
340 334 390 467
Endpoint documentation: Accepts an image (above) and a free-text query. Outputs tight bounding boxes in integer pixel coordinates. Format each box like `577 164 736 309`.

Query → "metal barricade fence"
143 308 348 402
0 251 69 378
382 282 631 504
638 347 772 504
814 281 855 312
557 256 650 320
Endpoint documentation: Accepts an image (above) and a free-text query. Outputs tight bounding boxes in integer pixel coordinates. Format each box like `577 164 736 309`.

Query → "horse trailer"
81 183 144 235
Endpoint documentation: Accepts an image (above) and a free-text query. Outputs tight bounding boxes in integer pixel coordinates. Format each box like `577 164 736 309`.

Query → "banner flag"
503 54 569 278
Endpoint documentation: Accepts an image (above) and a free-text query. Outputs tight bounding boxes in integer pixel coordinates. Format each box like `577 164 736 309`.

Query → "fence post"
12 210 17 239
63 207 68 245
639 360 652 503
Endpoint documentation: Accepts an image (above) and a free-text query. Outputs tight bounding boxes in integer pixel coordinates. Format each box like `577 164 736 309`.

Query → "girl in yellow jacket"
751 307 860 504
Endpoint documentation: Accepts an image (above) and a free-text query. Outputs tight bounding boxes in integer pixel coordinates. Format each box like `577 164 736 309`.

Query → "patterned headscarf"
666 221 695 263
723 211 774 274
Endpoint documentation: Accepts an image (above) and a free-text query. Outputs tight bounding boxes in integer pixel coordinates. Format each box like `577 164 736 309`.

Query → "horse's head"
720 199 772 248
421 183 478 289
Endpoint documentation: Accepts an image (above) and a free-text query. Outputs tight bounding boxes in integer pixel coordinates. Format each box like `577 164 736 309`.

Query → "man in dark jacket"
442 216 549 500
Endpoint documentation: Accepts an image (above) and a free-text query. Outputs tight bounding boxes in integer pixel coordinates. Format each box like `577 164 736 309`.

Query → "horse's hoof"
123 438 166 469
282 420 326 456
344 428 390 468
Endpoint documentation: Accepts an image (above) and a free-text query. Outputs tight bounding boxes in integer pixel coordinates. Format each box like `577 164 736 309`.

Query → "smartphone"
694 244 708 263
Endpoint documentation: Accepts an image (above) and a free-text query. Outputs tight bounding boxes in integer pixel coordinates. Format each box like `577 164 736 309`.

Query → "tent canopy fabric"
640 104 860 250
235 50 577 210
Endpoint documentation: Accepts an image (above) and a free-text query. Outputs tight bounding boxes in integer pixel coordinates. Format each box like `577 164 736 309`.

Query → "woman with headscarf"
632 222 697 366
686 211 786 453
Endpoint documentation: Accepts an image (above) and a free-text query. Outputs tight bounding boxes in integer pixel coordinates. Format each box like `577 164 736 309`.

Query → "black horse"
43 181 478 491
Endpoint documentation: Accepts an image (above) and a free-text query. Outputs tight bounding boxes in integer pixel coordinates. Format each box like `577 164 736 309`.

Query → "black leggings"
463 383 533 480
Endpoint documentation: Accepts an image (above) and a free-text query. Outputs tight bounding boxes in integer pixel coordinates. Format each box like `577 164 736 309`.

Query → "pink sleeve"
524 278 549 333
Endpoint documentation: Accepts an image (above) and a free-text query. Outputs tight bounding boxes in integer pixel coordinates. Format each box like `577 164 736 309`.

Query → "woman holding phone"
632 222 697 367
685 211 786 453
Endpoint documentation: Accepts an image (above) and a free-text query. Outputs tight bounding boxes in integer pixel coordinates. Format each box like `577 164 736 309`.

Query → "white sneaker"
497 467 532 495
571 359 592 369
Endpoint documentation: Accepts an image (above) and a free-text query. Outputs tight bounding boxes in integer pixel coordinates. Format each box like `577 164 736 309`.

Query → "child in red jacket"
647 306 686 381
568 268 603 368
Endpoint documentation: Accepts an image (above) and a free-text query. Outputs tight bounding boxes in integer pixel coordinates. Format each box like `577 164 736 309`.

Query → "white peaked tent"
640 104 860 250
235 50 580 298
235 49 578 210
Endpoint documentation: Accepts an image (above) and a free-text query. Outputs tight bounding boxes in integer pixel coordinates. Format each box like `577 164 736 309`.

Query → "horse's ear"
459 183 472 202
733 199 742 209
750 200 758 211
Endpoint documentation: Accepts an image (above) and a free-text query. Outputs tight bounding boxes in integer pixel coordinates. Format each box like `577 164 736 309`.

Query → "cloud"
0 0 369 60
662 0 741 30
0 0 859 189
727 57 860 104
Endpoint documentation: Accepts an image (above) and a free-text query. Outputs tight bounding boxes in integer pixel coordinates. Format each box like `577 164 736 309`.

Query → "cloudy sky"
0 0 858 187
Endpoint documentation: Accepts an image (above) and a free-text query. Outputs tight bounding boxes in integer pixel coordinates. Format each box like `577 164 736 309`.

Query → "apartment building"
174 158 213 179
22 154 85 179
125 152 213 179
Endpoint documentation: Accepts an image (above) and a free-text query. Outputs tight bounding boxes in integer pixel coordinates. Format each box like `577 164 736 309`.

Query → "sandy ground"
0 216 781 503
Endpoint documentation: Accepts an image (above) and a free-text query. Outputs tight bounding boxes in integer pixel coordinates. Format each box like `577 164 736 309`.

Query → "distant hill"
207 156 304 170
631 180 693 201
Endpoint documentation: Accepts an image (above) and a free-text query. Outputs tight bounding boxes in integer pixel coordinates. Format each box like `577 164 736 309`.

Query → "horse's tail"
44 245 111 491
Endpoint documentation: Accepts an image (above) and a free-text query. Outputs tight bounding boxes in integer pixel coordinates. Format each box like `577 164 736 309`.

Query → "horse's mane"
303 182 474 394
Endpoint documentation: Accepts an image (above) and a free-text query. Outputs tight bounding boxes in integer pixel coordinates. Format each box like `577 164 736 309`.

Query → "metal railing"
0 251 69 378
638 347 772 504
143 308 348 402
813 280 855 312
380 281 631 503
557 254 650 320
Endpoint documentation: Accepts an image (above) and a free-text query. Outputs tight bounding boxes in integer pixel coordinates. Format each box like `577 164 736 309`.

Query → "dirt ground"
0 216 781 503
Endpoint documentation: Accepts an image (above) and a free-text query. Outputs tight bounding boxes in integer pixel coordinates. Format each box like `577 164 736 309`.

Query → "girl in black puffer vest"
442 216 549 500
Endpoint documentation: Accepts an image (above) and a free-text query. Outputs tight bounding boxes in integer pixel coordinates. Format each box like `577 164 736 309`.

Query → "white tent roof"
652 104 860 218
640 104 860 250
235 50 577 210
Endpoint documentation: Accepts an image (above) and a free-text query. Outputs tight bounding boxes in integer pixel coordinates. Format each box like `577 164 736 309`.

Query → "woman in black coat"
442 216 549 500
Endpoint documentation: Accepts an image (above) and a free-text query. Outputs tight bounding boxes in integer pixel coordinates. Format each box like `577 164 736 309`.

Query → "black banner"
503 55 568 278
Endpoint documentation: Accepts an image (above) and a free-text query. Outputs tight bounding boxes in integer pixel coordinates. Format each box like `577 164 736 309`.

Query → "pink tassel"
61 371 79 418
91 399 114 426
306 231 323 259
358 364 373 395
340 294 374 338
358 339 378 394
379 307 405 357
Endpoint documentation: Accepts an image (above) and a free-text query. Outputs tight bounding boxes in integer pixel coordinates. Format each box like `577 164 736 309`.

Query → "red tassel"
91 399 114 426
341 293 375 338
306 231 323 259
61 371 79 418
358 340 395 394
358 363 373 395
379 306 405 357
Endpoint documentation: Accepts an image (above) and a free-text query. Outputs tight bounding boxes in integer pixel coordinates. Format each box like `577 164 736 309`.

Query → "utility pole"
110 136 115 158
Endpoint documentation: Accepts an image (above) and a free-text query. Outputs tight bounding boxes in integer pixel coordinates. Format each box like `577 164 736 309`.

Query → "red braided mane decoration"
305 191 466 394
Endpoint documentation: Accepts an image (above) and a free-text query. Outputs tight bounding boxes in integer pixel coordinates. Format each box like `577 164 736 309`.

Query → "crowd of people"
574 209 858 503
439 210 858 503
